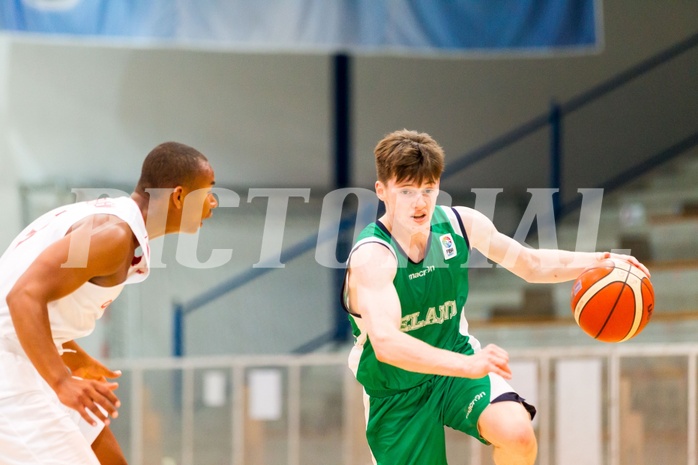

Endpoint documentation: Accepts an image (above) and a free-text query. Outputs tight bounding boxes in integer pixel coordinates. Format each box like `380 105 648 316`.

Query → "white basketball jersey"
0 196 150 351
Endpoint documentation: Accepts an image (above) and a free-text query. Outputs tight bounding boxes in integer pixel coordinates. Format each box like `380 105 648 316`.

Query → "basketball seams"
592 268 630 340
641 278 655 298
616 273 644 342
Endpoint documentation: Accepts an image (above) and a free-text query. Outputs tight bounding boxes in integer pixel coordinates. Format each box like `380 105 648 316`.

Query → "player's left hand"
66 352 122 382
72 359 121 381
602 252 651 277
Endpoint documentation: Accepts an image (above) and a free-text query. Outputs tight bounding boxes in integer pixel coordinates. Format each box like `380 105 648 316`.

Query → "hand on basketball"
465 344 512 380
600 252 651 277
53 375 121 427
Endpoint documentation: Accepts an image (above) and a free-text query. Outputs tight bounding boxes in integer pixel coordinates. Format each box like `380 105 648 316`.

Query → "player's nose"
209 193 218 209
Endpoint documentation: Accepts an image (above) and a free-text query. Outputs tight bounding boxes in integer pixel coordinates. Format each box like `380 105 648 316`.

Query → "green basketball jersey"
344 205 474 395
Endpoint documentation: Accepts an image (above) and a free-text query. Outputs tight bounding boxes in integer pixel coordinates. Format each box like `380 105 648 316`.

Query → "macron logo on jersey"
409 265 435 280
466 391 487 419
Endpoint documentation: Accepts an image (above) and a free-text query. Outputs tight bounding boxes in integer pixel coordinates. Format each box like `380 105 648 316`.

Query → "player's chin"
180 221 204 234
410 215 429 227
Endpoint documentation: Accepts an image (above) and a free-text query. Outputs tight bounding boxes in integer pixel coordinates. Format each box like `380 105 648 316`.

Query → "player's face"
377 178 439 233
179 162 218 233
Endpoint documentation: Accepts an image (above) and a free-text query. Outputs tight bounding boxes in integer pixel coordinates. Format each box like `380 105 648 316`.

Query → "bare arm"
6 216 133 425
347 243 512 379
456 206 650 282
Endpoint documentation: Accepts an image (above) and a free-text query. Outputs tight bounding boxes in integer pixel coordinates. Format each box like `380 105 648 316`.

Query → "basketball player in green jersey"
342 129 649 465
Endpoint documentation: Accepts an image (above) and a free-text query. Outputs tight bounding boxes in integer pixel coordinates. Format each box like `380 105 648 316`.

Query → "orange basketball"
571 259 654 343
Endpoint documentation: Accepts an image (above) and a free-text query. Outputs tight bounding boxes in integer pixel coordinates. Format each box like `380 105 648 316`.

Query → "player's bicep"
347 244 402 335
11 221 132 303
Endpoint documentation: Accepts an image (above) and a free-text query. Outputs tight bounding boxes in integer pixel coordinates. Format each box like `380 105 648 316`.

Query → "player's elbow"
518 267 541 283
372 343 392 364
370 332 400 364
508 261 536 283
5 287 27 318
512 249 546 283
6 286 24 308
373 347 398 365
6 286 41 319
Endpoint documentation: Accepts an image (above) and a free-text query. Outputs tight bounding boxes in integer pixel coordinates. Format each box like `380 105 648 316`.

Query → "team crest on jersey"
439 233 457 260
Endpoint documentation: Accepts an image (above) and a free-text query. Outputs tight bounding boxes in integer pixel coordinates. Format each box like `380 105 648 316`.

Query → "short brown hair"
135 142 209 192
374 129 445 185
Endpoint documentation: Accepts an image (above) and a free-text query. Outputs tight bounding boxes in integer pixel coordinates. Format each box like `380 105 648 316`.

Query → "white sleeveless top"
0 197 150 353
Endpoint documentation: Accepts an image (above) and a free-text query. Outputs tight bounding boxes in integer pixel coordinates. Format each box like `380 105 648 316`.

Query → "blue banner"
0 0 598 52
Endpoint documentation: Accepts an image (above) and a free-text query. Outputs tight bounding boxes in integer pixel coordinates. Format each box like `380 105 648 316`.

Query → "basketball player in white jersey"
0 142 218 464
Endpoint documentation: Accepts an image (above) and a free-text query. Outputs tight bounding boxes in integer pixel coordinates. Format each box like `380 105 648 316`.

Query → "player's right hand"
53 375 121 426
465 344 513 380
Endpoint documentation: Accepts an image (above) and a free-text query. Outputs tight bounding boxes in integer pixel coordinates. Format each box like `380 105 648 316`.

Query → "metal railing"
110 342 698 465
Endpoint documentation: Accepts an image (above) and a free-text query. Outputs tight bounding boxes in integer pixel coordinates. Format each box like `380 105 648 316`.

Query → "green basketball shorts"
364 373 535 465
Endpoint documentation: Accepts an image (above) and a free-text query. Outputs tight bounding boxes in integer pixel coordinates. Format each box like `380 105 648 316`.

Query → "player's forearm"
518 249 606 283
7 294 71 389
371 331 476 378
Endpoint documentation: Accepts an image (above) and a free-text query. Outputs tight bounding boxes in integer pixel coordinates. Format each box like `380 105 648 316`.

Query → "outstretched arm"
347 242 512 380
456 206 650 282
7 215 133 426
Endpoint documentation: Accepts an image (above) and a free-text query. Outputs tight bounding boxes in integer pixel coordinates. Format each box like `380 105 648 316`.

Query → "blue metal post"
332 53 353 344
173 302 184 357
549 101 562 218
334 53 351 188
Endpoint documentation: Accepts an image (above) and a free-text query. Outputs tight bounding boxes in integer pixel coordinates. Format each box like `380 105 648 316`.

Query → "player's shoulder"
351 240 395 263
448 206 498 240
451 205 492 223
348 240 397 279
348 242 397 286
450 205 476 216
69 212 134 246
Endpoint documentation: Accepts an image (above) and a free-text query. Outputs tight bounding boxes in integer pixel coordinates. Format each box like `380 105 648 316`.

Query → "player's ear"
375 181 385 201
171 186 185 209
